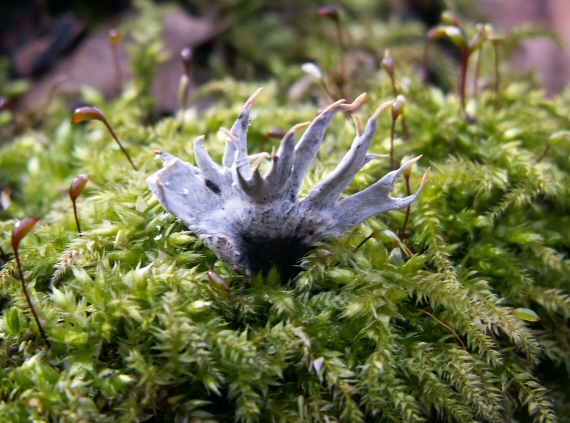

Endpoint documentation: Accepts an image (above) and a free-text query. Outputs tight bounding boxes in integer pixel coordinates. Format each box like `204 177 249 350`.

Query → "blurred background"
478 0 570 94
1 0 569 117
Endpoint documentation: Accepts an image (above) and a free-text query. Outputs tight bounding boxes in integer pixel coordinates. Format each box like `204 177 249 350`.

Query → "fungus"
148 89 429 279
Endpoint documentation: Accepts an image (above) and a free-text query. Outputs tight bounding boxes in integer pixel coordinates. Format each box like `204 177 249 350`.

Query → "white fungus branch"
148 89 429 279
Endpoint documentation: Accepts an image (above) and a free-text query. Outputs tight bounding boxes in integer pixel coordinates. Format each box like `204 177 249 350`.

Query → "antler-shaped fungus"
148 89 428 279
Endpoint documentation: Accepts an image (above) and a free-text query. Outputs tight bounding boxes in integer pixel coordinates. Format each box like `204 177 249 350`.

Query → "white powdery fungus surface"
148 88 429 278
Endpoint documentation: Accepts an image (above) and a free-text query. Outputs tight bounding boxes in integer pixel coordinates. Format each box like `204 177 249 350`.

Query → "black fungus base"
239 233 311 282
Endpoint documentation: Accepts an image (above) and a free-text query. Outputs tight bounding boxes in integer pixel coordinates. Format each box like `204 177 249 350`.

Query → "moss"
0 2 569 422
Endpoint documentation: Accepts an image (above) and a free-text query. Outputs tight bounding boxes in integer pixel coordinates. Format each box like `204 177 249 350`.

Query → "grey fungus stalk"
148 89 429 279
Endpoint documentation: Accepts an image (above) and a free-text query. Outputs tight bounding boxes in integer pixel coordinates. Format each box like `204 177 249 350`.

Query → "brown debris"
11 6 225 117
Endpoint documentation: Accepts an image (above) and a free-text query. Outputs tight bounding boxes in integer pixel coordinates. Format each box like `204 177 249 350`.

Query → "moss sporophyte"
148 89 429 280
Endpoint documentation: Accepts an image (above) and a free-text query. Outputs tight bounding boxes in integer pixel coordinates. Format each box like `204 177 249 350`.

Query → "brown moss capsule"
318 6 340 21
441 11 459 26
12 217 51 348
108 28 123 93
178 48 193 113
12 217 39 252
108 28 121 45
381 54 394 78
70 174 90 234
391 95 406 120
71 107 137 170
0 96 11 110
71 106 105 124
69 174 90 202
180 47 193 76
208 270 230 292
317 5 347 99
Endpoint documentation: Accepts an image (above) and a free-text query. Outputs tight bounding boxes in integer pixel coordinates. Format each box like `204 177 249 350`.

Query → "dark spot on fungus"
205 179 221 194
